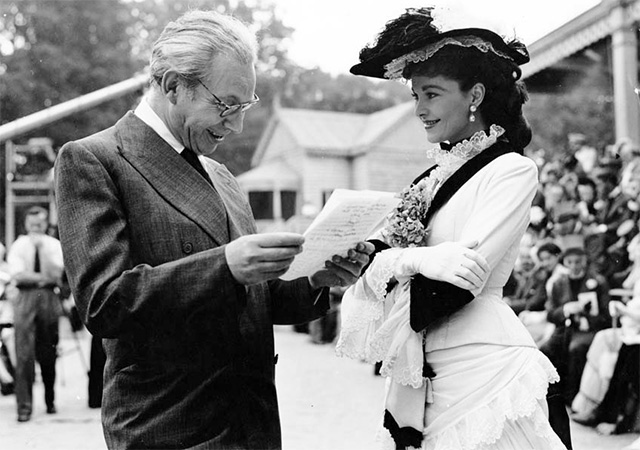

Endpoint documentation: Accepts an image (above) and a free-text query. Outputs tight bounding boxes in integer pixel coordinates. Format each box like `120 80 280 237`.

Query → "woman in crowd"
336 7 568 450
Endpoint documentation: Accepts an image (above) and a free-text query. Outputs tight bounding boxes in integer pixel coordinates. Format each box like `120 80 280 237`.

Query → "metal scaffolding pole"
0 72 148 143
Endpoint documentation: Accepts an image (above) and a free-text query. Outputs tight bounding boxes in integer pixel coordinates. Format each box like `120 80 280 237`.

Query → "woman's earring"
469 105 477 123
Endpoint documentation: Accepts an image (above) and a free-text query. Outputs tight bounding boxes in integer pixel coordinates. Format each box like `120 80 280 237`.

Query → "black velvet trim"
410 275 474 332
383 410 423 449
422 356 436 379
363 239 399 294
411 165 437 186
362 239 391 274
420 139 512 228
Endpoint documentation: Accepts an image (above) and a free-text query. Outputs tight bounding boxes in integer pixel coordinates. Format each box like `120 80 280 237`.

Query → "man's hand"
225 233 305 285
309 241 375 289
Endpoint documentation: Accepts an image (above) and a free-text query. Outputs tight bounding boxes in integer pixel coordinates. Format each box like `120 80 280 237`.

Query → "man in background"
8 206 64 422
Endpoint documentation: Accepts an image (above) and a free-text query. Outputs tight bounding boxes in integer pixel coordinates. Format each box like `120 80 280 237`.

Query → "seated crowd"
506 135 640 436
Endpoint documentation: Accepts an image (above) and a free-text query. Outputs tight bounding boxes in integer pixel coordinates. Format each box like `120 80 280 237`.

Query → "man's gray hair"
149 10 258 88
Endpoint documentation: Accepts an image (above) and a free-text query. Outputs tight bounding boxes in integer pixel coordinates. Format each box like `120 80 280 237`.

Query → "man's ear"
470 82 486 107
161 70 181 104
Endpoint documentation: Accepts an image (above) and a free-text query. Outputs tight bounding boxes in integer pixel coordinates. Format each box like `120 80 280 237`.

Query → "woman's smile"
422 118 440 129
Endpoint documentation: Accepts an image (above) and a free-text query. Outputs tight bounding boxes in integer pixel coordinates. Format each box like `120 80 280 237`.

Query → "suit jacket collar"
114 112 230 245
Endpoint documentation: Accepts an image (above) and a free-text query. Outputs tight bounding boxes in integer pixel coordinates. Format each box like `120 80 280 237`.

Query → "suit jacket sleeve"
55 141 249 338
269 279 330 325
410 156 538 331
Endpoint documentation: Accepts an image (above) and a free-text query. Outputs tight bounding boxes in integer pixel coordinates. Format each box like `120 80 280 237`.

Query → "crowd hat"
350 8 530 80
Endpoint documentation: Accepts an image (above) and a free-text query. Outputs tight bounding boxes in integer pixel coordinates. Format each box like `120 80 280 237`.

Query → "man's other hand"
309 241 375 289
226 233 304 285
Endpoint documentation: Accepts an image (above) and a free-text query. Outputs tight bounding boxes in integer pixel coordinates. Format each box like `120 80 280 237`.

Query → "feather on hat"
350 7 529 80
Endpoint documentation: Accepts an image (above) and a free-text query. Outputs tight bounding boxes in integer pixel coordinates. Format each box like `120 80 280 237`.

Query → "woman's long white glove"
394 240 490 293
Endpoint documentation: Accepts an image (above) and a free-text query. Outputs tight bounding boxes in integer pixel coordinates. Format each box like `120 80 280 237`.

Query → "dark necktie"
34 246 40 273
180 147 229 237
181 147 213 186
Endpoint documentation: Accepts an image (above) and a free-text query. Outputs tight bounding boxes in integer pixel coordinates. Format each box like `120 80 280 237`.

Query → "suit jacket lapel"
115 112 230 245
201 158 257 241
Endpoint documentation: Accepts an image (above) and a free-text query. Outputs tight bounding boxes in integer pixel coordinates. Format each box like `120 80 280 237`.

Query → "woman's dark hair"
405 46 532 152
360 8 532 152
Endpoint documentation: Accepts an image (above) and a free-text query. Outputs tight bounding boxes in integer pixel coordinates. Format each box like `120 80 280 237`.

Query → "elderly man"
55 10 373 450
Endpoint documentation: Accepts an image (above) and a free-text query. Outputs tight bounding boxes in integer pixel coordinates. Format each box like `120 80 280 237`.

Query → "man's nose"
224 111 244 134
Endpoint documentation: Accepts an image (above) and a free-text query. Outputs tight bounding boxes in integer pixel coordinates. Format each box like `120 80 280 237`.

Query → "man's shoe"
17 413 30 422
46 405 57 414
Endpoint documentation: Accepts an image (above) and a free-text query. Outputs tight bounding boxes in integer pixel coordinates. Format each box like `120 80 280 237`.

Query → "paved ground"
0 321 639 450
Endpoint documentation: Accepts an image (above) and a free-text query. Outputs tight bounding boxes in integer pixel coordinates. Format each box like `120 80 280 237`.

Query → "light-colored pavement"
0 321 638 450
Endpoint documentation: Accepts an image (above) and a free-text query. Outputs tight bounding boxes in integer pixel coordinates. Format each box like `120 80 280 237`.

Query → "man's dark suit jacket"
55 112 329 449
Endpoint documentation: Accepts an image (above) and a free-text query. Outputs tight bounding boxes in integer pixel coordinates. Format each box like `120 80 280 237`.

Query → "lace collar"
426 124 505 172
382 125 504 248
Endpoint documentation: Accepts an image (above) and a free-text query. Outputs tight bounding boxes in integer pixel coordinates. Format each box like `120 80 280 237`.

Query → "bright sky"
273 0 601 75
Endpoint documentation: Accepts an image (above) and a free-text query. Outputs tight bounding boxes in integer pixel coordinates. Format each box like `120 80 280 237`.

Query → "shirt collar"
134 97 184 154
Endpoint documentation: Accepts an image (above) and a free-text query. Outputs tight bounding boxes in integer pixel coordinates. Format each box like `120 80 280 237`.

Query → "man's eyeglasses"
197 79 259 118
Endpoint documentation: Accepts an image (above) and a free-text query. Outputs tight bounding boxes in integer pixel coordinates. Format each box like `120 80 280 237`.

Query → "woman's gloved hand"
394 240 490 292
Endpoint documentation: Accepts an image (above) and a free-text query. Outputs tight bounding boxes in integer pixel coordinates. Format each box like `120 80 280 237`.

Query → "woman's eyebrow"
420 84 445 91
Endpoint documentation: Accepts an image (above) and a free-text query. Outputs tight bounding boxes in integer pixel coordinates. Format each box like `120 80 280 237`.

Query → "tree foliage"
0 0 145 143
0 0 413 176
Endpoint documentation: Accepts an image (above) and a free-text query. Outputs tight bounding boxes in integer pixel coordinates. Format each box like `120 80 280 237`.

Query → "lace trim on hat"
384 35 514 80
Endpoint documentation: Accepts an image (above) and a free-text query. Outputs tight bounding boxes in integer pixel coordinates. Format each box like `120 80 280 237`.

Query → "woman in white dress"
336 8 569 450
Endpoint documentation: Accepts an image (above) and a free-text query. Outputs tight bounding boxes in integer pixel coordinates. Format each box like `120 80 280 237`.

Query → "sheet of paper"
280 189 399 281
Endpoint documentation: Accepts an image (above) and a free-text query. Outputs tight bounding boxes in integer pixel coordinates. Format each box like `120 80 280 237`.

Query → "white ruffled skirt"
378 344 566 450
336 249 567 450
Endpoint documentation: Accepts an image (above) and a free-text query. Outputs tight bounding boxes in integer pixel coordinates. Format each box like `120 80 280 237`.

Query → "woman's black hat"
350 11 530 80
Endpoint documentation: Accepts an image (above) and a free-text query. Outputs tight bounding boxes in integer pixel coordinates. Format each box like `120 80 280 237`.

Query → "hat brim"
350 28 529 79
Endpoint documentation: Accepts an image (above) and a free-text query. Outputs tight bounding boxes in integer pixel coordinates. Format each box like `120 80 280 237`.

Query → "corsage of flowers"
383 176 435 248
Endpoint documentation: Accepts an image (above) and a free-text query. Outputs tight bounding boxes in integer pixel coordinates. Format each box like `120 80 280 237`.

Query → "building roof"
252 102 415 164
277 108 367 152
354 102 415 148
236 160 299 190
523 0 640 78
